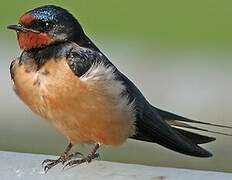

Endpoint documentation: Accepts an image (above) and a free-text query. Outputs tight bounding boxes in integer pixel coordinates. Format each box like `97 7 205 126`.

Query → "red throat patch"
17 31 54 50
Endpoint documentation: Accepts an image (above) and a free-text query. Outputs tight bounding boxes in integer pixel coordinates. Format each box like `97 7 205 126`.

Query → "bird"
7 5 232 172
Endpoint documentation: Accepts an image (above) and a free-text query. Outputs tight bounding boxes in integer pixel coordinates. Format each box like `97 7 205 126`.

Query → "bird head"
7 5 85 51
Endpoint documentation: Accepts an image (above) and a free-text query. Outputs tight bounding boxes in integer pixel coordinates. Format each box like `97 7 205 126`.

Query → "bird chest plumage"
11 56 136 145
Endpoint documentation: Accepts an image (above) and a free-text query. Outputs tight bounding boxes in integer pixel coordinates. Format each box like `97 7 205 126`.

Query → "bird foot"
63 152 99 169
42 152 84 173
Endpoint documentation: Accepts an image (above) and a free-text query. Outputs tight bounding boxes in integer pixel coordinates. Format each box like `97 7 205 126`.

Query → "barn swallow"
8 5 232 172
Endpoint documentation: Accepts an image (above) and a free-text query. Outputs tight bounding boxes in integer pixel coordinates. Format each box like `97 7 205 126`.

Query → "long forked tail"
132 103 232 158
155 107 232 137
133 103 216 157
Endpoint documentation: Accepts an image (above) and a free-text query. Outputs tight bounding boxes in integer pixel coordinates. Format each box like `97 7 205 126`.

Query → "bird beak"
7 24 40 33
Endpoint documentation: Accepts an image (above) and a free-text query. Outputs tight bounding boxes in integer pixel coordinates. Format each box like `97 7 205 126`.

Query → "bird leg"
64 143 100 169
42 142 83 172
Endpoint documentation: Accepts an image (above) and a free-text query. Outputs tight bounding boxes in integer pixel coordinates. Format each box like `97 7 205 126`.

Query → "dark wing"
117 73 214 157
66 45 107 77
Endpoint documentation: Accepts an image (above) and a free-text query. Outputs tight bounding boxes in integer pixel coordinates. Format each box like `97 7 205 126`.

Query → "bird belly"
11 58 136 145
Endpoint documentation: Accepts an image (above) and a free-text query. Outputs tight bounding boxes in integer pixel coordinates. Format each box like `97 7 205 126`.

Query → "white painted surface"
0 151 231 180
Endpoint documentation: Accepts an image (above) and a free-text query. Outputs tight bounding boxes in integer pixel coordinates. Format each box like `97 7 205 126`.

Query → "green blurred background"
0 0 232 172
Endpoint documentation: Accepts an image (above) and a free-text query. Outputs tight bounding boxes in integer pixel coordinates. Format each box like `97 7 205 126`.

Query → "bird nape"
7 5 232 172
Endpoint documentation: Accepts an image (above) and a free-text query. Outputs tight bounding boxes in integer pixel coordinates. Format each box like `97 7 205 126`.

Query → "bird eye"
43 21 53 31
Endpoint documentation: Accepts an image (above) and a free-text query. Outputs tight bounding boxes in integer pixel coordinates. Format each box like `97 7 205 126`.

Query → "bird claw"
63 159 82 169
42 158 58 166
42 151 85 172
42 157 63 173
43 163 53 173
63 153 99 170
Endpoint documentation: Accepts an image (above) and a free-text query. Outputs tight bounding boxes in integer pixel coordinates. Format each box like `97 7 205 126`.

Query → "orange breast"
11 58 135 145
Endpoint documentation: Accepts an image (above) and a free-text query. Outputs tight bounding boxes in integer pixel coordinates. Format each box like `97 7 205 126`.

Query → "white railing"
0 151 231 180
